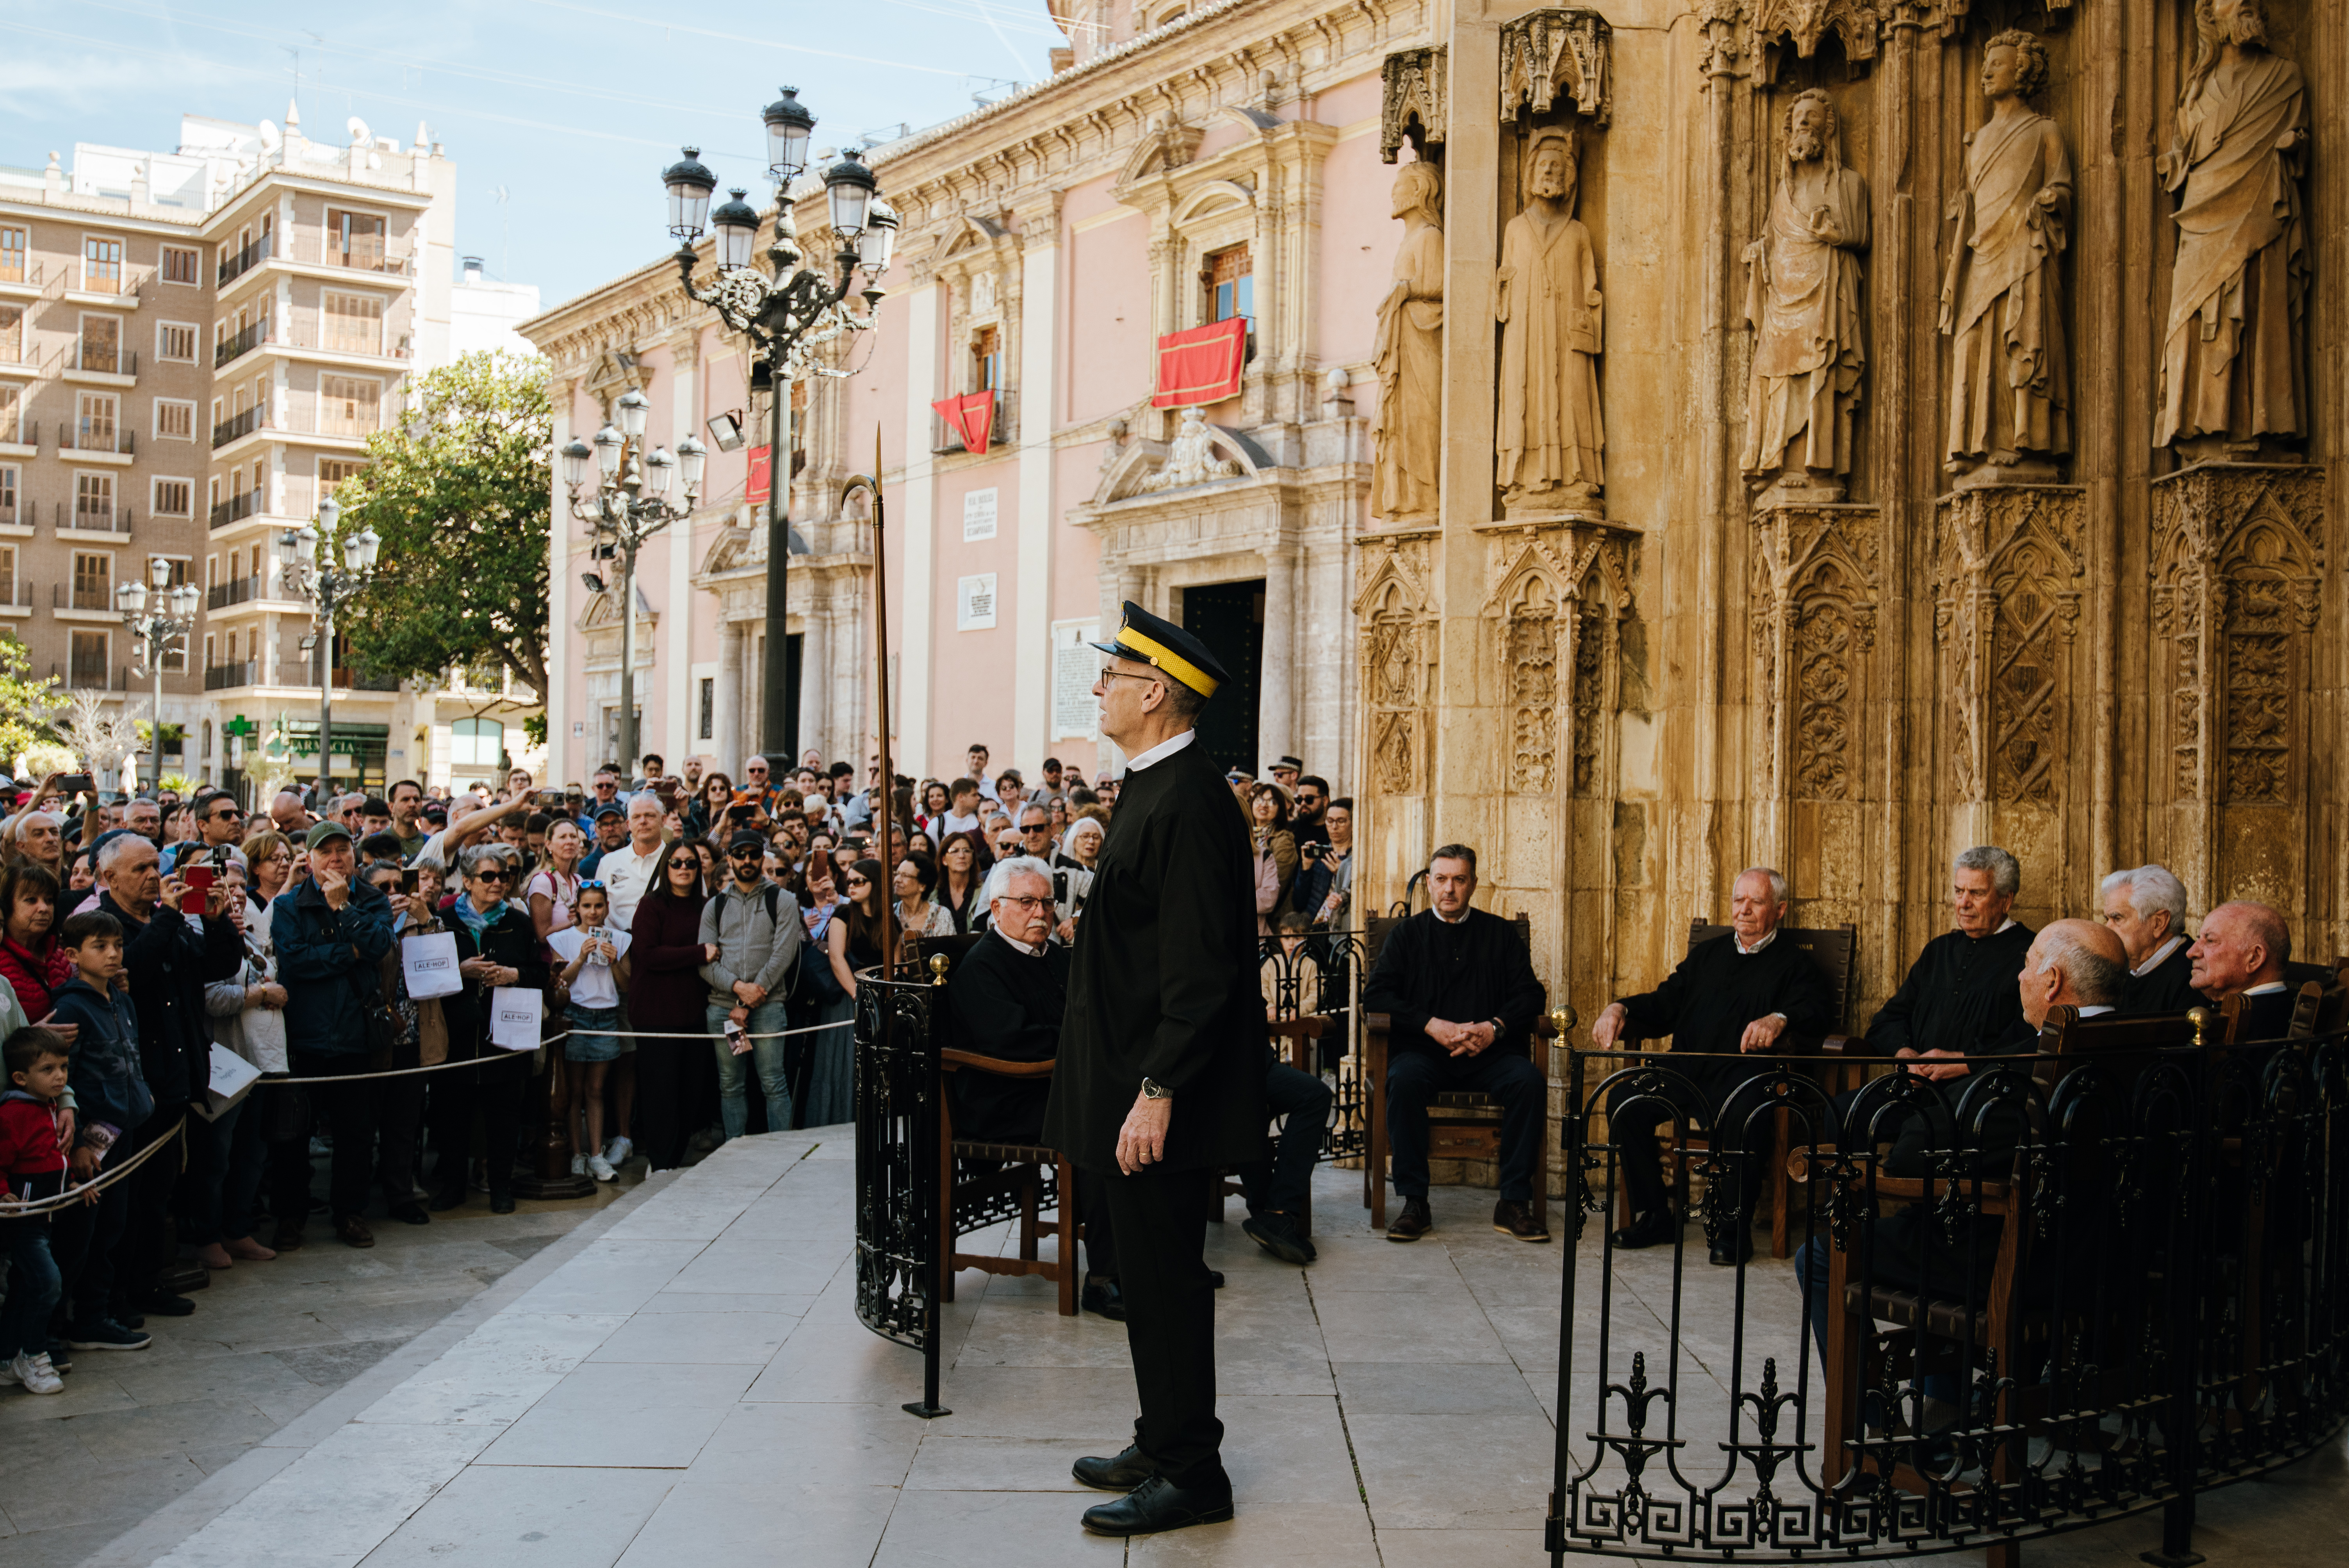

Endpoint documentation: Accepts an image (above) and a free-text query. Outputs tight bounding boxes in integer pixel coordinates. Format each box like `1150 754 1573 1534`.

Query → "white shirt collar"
1734 928 1778 956
2078 1004 2116 1017
2133 933 2187 977
1996 917 2018 934
1123 729 1197 772
1433 905 1470 925
2244 980 2290 996
993 925 1044 958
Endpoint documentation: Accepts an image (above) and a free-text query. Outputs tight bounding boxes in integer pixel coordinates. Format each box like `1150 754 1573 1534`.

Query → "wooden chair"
1612 920 1857 1261
2287 980 2346 1038
930 939 1079 1317
1362 912 1562 1232
1211 1014 1329 1235
1807 1007 2203 1503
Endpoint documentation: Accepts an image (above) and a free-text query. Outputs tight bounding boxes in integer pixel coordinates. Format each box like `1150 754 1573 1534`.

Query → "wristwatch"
1140 1077 1171 1100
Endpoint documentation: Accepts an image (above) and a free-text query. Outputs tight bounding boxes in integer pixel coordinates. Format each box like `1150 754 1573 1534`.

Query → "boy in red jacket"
0 1026 71 1393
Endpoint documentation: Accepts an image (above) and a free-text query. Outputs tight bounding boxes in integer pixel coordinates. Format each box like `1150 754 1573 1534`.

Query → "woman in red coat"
628 843 711 1173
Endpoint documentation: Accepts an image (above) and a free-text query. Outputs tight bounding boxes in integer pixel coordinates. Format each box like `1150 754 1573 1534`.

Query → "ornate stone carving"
1379 46 1447 164
1356 536 1440 800
1496 128 1604 518
1750 0 1882 78
1504 580 1560 796
1372 161 1444 524
2149 465 2325 805
1742 90 1868 504
2155 1 2310 461
1139 407 1243 492
1935 487 2086 806
1750 504 1880 805
1498 9 1612 126
1481 524 1639 802
1941 30 2073 488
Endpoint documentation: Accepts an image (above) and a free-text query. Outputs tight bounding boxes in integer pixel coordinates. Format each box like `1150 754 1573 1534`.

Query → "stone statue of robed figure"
1495 127 1603 515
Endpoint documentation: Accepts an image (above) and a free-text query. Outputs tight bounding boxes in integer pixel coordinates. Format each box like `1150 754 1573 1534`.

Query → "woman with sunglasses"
627 841 713 1172
806 857 888 1126
428 845 547 1213
684 771 736 839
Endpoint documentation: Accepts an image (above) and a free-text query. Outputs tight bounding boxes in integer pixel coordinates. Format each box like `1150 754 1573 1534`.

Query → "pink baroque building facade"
523 0 1421 786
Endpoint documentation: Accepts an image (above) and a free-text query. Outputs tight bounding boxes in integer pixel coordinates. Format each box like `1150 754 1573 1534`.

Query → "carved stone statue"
2155 0 2309 461
1141 406 1241 492
1495 127 1603 515
1372 160 1444 523
1941 29 2073 487
1742 89 1868 502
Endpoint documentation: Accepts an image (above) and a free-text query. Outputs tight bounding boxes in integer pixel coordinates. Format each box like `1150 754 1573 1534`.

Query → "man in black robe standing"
1045 602 1267 1537
1593 867 1835 1265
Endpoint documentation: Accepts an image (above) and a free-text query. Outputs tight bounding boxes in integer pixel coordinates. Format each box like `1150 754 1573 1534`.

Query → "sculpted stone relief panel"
1355 536 1438 801
1934 486 2087 809
1750 505 1880 808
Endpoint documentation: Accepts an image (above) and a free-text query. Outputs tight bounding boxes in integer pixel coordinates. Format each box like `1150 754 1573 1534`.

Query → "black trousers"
1385 1049 1545 1202
112 1103 187 1308
271 1055 380 1221
1607 1066 1777 1222
1100 1164 1228 1493
633 1037 692 1171
1240 1055 1333 1217
428 1051 529 1199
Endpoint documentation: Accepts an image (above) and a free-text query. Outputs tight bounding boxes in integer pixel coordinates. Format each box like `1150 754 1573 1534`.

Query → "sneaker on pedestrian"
603 1135 633 1167
569 1153 587 1177
587 1153 617 1182
64 1319 150 1352
8 1351 62 1394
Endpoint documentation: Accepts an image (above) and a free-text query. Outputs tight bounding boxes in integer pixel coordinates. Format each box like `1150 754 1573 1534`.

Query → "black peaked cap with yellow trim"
1090 600 1229 699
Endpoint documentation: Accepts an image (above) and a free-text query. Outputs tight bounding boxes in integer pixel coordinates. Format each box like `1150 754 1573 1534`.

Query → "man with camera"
162 789 248 876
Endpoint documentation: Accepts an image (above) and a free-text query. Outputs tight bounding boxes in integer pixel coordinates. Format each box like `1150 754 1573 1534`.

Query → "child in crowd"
551 882 631 1183
47 911 152 1353
0 1026 74 1393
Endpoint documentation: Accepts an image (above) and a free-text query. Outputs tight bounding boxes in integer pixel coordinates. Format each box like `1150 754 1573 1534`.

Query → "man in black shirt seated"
1362 845 1548 1244
1862 846 2035 1073
948 858 1121 1317
1593 868 1835 1266
2099 863 2197 1014
2186 899 2297 1042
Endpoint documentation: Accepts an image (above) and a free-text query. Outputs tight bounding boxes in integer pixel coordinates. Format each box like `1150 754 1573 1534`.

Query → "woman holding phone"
528 819 586 939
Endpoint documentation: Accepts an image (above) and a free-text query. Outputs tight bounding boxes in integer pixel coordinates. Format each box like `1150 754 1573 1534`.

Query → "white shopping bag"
401 930 463 1000
196 1042 263 1120
488 985 543 1051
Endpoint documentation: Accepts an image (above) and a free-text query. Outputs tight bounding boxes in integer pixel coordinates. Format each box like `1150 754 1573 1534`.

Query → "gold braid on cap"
1117 625 1219 697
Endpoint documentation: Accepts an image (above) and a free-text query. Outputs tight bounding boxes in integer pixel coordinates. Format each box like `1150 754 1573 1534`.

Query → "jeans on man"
709 999 791 1140
0 1220 61 1360
1385 1048 1545 1202
1240 1055 1333 1217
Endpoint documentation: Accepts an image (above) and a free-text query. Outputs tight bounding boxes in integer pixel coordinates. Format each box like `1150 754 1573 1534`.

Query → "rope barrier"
0 1114 187 1216
203 1021 860 1087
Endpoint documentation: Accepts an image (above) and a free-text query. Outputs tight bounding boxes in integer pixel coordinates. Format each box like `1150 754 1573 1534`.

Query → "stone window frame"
931 215 1023 454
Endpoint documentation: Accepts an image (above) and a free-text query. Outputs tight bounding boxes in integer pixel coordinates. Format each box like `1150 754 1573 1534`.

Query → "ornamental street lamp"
561 405 704 773
118 554 202 794
662 88 894 761
278 493 380 795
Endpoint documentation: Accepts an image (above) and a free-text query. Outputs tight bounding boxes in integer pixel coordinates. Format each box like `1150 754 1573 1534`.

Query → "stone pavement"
55 1131 2349 1568
0 1172 643 1568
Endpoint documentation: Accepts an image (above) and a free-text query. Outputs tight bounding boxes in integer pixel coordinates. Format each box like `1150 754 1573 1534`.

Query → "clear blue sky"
0 0 1064 310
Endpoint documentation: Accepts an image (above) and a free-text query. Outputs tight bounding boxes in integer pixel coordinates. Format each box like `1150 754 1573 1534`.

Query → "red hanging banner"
746 444 772 504
1151 316 1249 409
930 391 997 456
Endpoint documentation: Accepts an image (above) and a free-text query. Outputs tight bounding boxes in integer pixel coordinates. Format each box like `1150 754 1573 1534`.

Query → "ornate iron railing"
852 958 951 1417
1549 1029 2349 1564
1256 927 1370 1165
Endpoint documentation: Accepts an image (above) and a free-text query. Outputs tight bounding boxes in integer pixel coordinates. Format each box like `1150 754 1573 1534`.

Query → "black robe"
1042 736 1267 1173
1862 922 2036 1059
2230 985 2298 1044
1361 907 1547 1060
2123 938 2201 1016
947 930 1070 1145
1617 930 1836 1089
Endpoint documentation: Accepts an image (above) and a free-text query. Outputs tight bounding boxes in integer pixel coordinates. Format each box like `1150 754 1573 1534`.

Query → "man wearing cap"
1046 601 1267 1537
579 803 628 878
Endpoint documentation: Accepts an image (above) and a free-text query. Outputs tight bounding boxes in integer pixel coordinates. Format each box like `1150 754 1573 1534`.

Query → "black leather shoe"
1611 1208 1677 1250
1707 1229 1755 1267
1080 1474 1234 1536
1209 1271 1224 1288
138 1292 197 1318
387 1201 430 1226
427 1188 466 1213
1243 1211 1316 1266
1073 1443 1157 1491
1081 1277 1126 1321
1385 1196 1432 1242
489 1191 517 1216
1492 1199 1550 1242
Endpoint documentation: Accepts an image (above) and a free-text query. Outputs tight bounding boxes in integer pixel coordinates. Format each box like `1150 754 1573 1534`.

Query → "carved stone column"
1352 531 1440 912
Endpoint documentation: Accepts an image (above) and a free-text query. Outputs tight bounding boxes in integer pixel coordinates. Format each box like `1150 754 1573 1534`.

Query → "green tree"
332 351 552 700
0 635 66 770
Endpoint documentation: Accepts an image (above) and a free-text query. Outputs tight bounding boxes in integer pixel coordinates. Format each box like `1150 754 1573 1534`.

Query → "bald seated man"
2187 900 2297 1042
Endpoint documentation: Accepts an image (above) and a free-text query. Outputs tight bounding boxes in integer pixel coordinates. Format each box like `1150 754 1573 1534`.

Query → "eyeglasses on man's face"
998 894 1052 911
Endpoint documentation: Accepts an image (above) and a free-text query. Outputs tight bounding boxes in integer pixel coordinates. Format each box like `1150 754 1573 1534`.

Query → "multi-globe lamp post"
276 496 380 795
658 86 896 760
558 388 705 772
116 557 202 793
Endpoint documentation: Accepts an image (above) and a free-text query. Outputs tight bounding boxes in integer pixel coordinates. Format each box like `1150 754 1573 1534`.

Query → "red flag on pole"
746 444 772 504
1151 316 1249 409
930 391 997 456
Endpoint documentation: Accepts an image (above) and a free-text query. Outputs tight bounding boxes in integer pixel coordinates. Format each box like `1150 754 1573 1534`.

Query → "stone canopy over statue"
2155 0 2309 461
1742 89 1869 503
1495 126 1604 516
1372 159 1445 524
1940 29 2073 486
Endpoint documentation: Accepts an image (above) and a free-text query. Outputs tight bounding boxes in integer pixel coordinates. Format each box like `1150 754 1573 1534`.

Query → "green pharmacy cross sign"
223 716 260 742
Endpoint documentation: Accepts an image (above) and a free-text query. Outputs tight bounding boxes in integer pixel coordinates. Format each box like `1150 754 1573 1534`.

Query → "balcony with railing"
212 406 263 449
209 488 266 529
214 318 269 369
207 574 264 609
56 579 119 612
58 660 128 691
0 580 35 611
932 389 1016 455
62 423 134 457
212 402 385 451
68 344 137 378
217 232 273 287
204 659 257 691
55 502 134 535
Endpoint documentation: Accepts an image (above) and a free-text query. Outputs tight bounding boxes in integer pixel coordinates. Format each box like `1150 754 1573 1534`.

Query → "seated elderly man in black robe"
1594 868 1835 1266
1362 845 1548 1244
1862 846 2035 1072
948 857 1121 1316
2186 899 2300 1044
2100 864 2199 1016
